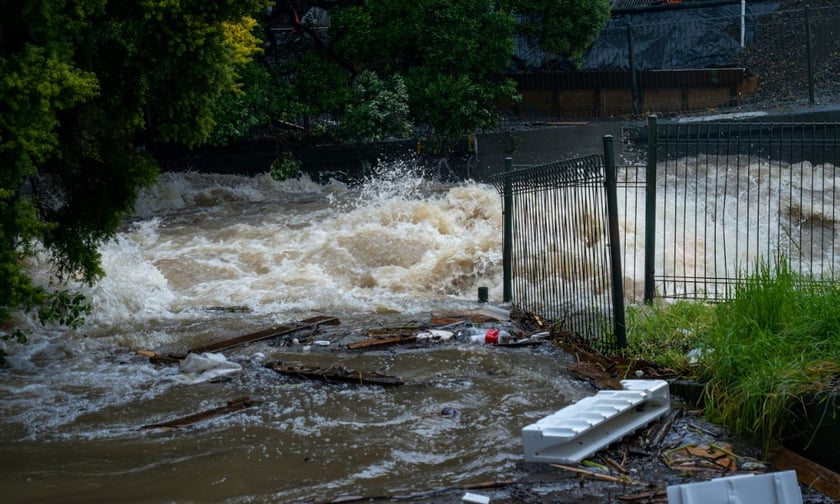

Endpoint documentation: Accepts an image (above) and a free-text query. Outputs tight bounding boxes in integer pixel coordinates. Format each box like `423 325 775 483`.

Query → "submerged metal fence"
491 119 840 351
637 117 840 301
489 139 626 353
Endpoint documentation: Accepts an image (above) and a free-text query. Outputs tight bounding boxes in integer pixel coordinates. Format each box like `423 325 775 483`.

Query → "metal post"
503 157 513 303
603 135 627 350
806 7 815 106
644 115 658 304
740 0 746 48
627 26 639 116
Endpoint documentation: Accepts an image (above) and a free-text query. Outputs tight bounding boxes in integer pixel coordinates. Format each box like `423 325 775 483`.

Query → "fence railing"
493 118 840 352
632 116 840 302
489 139 626 353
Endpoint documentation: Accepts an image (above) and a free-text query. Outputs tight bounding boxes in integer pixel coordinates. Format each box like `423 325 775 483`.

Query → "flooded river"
0 163 595 503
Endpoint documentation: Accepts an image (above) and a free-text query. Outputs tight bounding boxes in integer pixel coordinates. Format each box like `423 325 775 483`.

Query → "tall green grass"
625 258 840 450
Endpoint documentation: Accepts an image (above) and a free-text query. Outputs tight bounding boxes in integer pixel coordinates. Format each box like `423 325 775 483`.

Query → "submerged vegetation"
625 259 840 450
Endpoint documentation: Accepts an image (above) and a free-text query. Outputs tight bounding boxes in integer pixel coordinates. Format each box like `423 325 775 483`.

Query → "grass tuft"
624 257 840 451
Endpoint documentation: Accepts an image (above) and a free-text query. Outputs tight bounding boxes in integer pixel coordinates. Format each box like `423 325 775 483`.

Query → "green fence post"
603 135 627 351
644 115 658 304
503 157 513 303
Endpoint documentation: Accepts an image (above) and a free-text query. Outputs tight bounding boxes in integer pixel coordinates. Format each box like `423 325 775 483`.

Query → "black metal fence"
492 120 840 350
632 117 840 301
489 140 626 353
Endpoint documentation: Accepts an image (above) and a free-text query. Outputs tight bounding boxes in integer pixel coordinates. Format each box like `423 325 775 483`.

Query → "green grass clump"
625 299 715 373
699 260 840 450
624 258 840 451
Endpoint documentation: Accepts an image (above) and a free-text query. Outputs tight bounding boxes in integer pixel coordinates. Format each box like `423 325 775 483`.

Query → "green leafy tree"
0 0 267 354
217 0 610 150
506 0 612 64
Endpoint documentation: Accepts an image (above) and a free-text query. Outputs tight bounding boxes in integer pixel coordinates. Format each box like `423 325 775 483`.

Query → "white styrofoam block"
522 379 670 463
666 470 803 504
463 491 491 504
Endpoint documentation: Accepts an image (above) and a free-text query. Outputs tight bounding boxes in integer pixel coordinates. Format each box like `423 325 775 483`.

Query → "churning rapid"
0 161 595 503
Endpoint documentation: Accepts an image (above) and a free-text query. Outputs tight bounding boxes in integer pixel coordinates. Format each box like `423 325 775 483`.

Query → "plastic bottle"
470 328 500 344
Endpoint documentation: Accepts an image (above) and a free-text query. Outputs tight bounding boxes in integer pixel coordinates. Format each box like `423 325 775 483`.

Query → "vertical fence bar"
806 7 815 106
644 115 658 303
627 26 639 117
503 157 513 302
603 136 627 351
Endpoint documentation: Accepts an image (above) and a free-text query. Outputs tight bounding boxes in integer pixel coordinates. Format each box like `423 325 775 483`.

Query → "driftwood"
769 445 840 501
189 315 339 354
347 334 417 350
136 349 186 365
140 397 257 430
550 463 648 486
265 361 404 386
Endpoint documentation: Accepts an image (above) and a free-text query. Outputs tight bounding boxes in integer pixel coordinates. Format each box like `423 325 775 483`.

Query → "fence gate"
490 137 626 353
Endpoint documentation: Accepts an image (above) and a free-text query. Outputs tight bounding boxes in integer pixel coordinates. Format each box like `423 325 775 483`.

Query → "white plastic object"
416 329 454 341
462 492 490 504
176 352 242 385
666 470 802 504
522 379 670 463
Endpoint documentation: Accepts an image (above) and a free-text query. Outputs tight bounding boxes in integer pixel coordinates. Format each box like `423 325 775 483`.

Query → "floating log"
430 306 509 324
347 334 417 350
265 362 404 386
136 349 186 365
140 397 257 431
190 315 339 354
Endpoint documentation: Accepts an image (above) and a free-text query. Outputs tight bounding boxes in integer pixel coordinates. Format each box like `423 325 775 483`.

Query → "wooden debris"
265 362 404 386
136 349 186 365
190 315 339 354
769 445 840 501
664 443 738 472
550 463 648 486
347 333 417 350
649 409 680 449
430 306 509 324
140 397 257 430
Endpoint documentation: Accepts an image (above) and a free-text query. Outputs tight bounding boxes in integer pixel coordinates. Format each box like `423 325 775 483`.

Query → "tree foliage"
0 0 266 342
215 0 610 148
508 0 612 63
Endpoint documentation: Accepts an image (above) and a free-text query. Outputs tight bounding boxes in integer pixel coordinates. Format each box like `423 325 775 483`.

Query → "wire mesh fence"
489 154 626 353
626 118 840 301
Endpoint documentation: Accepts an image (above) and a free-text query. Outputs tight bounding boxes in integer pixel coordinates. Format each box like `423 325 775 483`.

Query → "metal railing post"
806 7 815 106
644 115 658 304
503 157 513 302
627 26 639 116
603 135 627 351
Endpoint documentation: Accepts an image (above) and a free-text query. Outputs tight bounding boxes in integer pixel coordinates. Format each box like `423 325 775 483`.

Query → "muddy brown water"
3 164 838 503
1 318 596 503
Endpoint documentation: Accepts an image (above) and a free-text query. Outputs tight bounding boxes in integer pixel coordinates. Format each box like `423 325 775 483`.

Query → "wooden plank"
266 362 404 386
347 334 417 350
189 315 339 354
140 397 257 430
769 445 840 501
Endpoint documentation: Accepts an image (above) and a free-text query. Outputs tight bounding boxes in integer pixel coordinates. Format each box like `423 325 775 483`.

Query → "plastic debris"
522 379 671 463
666 470 803 504
174 352 242 384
